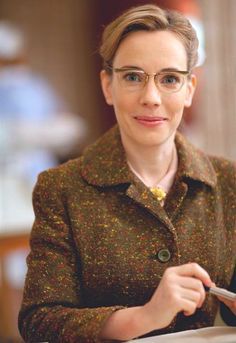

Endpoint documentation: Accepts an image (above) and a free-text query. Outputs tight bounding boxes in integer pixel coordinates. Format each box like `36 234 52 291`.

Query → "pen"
204 285 236 301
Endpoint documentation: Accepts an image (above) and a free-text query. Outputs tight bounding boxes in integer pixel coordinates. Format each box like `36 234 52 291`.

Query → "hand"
209 281 236 316
218 296 236 315
142 263 212 330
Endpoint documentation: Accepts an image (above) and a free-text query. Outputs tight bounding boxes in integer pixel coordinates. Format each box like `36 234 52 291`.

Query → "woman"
19 4 236 342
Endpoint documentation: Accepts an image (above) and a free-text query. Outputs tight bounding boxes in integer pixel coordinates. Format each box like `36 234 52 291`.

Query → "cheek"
164 95 186 115
112 89 136 115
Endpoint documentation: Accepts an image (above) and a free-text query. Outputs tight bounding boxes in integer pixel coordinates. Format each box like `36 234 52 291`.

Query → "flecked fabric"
18 125 236 342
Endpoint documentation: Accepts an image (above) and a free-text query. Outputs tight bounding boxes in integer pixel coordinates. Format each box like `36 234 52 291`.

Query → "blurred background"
0 0 235 341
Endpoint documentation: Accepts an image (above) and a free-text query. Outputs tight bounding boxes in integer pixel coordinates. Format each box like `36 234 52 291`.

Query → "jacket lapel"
174 132 217 188
126 176 174 230
81 125 131 187
164 132 217 220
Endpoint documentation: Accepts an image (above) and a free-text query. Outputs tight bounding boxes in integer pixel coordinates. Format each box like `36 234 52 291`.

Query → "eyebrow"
117 65 188 73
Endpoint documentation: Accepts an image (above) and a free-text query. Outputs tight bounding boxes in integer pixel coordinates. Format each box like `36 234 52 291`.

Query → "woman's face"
101 30 196 149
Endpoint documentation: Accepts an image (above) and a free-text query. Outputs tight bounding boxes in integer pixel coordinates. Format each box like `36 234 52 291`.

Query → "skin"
218 296 236 316
101 30 196 148
101 30 196 186
100 263 212 340
99 30 235 340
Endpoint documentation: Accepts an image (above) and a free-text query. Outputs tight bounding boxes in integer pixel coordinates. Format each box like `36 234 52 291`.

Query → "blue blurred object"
0 21 86 232
0 20 65 185
0 65 63 122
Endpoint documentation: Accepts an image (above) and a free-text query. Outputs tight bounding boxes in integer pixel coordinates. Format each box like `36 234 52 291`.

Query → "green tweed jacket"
19 125 236 342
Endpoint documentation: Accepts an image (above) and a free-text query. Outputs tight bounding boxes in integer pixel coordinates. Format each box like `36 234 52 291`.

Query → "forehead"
113 30 188 71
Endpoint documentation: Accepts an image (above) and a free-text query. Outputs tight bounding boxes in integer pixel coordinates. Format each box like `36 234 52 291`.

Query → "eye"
122 72 143 83
159 73 182 86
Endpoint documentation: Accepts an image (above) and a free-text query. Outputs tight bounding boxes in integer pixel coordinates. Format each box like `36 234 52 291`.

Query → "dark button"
157 248 171 263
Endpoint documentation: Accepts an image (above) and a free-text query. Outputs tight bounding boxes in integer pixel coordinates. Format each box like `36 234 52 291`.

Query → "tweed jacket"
19 125 236 342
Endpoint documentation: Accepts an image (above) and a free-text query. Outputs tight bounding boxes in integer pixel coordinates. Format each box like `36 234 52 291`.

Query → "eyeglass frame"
106 65 190 94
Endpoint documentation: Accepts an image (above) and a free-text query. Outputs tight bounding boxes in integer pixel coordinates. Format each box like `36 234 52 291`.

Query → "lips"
134 115 168 127
134 116 167 121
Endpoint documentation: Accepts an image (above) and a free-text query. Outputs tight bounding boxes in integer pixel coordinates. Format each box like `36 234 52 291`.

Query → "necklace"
149 187 166 202
126 146 177 204
127 161 167 203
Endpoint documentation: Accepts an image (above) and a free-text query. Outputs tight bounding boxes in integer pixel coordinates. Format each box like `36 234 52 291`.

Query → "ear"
184 74 197 108
100 70 114 105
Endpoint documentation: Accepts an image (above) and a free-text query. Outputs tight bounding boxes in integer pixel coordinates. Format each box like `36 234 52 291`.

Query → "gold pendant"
150 187 166 202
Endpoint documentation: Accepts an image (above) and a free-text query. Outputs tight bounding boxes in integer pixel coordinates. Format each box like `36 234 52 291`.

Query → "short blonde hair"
99 4 199 72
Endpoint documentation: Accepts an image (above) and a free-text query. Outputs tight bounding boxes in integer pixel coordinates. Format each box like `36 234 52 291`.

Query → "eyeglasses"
108 66 190 94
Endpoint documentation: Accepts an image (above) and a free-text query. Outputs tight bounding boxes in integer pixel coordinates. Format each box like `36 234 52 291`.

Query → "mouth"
134 115 168 126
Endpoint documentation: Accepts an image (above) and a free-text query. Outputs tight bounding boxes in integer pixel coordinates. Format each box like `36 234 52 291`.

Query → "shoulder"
208 155 236 181
205 155 236 198
35 157 85 195
34 125 122 193
176 132 236 189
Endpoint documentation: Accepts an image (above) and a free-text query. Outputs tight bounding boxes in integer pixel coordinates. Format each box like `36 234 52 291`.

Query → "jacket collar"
81 125 217 188
175 132 217 188
81 125 132 186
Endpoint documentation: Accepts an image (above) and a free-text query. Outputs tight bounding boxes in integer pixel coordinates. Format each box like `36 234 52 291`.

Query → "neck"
122 134 176 188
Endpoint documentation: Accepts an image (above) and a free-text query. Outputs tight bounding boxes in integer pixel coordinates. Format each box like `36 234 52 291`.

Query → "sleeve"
18 170 124 343
220 265 236 326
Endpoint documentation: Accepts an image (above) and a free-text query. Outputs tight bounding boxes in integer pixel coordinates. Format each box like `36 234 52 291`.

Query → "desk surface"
129 327 236 343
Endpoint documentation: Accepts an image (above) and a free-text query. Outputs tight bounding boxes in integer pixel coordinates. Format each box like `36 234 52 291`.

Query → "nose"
139 77 162 107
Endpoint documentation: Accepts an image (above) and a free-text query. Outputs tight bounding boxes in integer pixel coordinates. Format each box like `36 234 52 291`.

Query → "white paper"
129 326 236 343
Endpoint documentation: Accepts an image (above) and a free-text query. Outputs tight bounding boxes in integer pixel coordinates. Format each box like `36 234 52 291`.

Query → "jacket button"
157 248 171 262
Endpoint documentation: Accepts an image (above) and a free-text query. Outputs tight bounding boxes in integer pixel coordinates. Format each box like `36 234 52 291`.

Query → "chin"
134 136 167 148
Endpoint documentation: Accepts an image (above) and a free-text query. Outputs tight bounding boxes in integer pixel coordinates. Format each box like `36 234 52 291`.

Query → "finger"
180 298 198 316
173 276 206 307
179 276 205 291
180 287 203 308
218 296 236 313
176 263 212 286
178 276 206 307
232 301 236 313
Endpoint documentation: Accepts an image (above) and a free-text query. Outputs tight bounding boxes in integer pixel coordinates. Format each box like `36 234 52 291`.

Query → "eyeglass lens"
116 70 187 93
